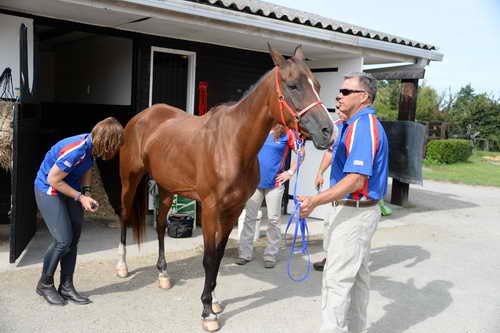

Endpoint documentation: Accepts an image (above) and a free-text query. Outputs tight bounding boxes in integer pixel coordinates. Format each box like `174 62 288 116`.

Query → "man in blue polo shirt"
299 72 388 333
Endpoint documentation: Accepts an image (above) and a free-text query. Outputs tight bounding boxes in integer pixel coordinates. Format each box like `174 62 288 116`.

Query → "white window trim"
148 46 196 114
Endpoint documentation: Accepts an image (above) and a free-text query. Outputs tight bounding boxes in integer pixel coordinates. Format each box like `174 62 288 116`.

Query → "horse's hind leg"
115 156 145 278
116 222 128 278
155 188 173 289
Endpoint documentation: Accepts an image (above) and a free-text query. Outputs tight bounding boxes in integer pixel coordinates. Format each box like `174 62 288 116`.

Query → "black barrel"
167 214 194 238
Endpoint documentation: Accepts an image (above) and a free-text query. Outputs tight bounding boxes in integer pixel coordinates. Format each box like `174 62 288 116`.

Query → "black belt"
332 199 379 208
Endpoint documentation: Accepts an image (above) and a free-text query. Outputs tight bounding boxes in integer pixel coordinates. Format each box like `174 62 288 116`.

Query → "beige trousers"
320 203 380 333
238 186 284 263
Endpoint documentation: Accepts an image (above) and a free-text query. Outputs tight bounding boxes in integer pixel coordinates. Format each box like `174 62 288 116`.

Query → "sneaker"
263 261 276 269
313 258 326 271
235 258 250 265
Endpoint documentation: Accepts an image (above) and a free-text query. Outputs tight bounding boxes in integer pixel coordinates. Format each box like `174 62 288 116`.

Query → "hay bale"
84 164 119 222
0 101 14 170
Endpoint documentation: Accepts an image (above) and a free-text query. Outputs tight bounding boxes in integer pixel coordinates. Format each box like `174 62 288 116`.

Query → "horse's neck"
232 72 278 163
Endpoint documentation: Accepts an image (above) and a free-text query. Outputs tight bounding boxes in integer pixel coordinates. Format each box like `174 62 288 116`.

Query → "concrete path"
1 180 499 333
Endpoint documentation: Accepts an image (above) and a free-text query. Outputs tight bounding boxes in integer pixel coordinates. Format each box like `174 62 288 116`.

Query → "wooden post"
391 79 418 206
398 79 418 120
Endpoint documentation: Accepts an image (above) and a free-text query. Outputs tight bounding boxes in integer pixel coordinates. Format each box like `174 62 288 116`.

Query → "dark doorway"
151 51 189 109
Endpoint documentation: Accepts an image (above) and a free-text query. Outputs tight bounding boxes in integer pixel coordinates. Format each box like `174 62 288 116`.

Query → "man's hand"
314 173 324 191
298 196 318 219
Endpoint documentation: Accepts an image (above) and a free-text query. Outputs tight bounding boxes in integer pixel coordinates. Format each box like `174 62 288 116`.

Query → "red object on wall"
198 81 208 116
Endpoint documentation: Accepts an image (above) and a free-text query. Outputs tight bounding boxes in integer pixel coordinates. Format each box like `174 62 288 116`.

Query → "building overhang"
0 0 443 66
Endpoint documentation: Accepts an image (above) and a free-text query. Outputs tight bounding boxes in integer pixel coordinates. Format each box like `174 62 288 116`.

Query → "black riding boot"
58 274 91 304
36 274 66 306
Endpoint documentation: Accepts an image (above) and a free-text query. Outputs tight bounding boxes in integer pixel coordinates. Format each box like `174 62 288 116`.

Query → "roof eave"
62 0 444 62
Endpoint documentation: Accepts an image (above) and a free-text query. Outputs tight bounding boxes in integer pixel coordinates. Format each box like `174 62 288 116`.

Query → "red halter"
274 66 324 131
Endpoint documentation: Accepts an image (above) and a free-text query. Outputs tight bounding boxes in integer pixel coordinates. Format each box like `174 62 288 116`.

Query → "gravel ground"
1 180 500 333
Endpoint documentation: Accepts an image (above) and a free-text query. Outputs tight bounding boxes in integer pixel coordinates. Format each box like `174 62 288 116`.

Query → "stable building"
0 0 443 263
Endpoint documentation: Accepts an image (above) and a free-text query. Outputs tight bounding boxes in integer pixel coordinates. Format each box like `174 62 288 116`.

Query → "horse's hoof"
115 267 128 278
201 319 220 332
158 276 172 289
212 302 223 314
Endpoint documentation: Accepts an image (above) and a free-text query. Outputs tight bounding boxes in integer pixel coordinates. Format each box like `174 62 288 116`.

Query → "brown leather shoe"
313 258 326 271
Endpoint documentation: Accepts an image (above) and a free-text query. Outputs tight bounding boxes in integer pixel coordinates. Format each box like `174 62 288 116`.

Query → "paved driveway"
1 180 499 333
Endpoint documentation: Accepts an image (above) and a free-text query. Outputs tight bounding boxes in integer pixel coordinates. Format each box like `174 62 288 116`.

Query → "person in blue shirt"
299 72 388 333
237 123 304 269
34 117 123 306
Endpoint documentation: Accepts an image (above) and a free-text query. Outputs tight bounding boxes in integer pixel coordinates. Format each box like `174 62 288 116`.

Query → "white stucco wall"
287 57 363 220
0 13 33 95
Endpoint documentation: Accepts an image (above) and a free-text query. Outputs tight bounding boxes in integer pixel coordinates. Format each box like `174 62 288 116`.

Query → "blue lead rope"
284 134 311 282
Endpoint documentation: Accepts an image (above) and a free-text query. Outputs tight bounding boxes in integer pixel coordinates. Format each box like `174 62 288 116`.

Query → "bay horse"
113 46 333 331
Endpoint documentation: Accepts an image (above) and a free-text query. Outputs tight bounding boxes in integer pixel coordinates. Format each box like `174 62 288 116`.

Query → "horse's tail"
129 175 148 244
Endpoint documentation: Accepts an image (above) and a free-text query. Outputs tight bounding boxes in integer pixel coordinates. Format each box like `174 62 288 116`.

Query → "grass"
423 150 500 187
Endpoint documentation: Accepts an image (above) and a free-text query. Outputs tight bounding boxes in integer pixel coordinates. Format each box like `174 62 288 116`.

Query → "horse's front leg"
209 218 237 315
200 206 222 332
156 190 173 289
200 206 242 331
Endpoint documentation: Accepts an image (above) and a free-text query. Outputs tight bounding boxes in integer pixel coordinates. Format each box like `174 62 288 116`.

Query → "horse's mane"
208 101 237 113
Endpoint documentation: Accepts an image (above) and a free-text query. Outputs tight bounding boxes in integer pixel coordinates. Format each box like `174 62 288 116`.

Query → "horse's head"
269 45 334 150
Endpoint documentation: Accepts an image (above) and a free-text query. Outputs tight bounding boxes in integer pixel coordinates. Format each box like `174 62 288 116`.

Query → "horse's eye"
287 84 298 90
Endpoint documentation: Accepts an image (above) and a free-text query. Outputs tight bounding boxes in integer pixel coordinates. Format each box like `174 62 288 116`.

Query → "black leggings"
34 187 84 277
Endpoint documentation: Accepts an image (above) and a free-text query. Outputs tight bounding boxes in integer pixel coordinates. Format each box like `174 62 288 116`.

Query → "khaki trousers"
238 186 284 263
320 203 380 333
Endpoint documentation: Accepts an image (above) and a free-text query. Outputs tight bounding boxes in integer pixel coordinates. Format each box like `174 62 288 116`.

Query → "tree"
446 84 476 136
416 84 444 122
444 84 500 150
374 80 399 120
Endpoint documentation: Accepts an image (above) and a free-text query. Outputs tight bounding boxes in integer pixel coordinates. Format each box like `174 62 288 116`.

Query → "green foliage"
374 80 399 120
374 80 446 122
416 85 445 122
372 80 500 152
444 85 500 151
426 139 472 164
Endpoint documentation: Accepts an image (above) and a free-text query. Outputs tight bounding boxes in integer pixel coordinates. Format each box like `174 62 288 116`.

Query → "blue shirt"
329 107 389 200
257 131 294 188
34 134 93 196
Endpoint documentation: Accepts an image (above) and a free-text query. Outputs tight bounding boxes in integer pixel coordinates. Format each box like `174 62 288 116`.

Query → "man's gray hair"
344 72 377 102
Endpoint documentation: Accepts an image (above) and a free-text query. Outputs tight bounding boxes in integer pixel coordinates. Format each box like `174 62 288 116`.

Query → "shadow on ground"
367 245 453 333
382 183 478 221
76 241 452 332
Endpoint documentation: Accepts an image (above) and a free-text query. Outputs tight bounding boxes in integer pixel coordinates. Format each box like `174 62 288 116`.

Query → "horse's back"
124 104 184 144
130 103 187 131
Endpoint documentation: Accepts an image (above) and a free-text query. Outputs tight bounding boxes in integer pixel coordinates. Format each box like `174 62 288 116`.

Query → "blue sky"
266 0 500 98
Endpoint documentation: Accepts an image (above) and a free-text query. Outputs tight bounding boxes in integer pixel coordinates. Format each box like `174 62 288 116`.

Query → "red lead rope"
274 67 324 131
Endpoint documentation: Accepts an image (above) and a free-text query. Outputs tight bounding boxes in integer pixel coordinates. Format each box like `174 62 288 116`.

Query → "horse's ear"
268 43 286 67
293 45 305 61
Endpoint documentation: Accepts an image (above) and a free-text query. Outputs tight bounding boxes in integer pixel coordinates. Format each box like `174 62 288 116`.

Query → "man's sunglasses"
339 89 365 96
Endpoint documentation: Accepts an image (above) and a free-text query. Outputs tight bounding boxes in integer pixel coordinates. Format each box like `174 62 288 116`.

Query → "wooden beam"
391 179 409 206
390 78 418 206
367 65 425 80
398 79 418 121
